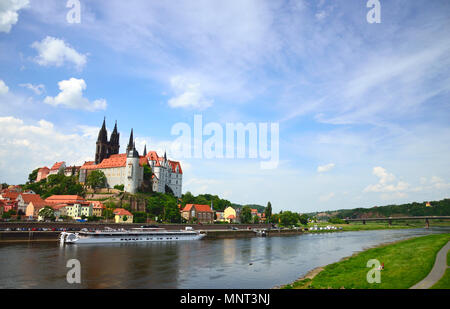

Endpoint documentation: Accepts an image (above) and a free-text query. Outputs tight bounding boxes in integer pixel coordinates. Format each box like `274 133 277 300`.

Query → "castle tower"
125 132 141 194
95 118 109 164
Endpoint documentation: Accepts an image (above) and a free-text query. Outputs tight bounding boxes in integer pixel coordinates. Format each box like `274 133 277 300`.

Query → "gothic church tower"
95 118 121 164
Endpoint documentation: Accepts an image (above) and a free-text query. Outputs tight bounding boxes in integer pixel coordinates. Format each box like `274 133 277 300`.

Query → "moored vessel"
59 227 206 244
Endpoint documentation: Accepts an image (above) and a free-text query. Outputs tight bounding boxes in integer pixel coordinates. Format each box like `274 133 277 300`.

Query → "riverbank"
281 233 450 289
0 228 306 242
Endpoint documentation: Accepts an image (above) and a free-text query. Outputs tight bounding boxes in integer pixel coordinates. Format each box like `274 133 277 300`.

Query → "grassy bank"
306 222 417 232
306 220 450 232
283 233 450 289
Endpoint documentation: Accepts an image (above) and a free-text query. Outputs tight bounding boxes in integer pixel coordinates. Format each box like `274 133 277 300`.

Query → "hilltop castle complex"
37 119 183 197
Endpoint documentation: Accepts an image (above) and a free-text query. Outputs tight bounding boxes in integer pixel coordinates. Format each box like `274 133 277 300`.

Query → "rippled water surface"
1 227 449 288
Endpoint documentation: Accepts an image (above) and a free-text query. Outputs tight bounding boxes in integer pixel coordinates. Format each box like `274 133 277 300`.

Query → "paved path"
410 241 450 289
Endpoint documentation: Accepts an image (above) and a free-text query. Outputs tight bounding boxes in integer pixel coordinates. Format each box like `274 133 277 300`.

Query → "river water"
0 227 448 289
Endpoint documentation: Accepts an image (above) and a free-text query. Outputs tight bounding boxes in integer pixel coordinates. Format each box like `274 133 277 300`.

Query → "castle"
38 119 183 197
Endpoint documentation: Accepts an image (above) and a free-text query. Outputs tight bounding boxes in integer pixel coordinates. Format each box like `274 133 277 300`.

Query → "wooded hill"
308 199 450 219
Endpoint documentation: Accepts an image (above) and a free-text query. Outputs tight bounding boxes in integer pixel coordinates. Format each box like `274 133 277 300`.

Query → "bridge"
345 216 450 228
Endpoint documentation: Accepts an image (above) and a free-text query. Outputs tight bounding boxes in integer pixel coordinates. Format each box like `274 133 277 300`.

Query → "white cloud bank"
0 0 28 33
44 78 107 111
0 116 97 184
31 36 87 70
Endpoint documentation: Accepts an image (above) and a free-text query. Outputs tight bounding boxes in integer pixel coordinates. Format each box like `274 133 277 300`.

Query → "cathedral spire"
97 117 108 143
143 144 147 156
127 128 134 153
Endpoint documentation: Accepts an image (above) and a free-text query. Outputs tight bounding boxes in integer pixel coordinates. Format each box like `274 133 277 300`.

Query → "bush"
114 184 124 191
329 217 346 224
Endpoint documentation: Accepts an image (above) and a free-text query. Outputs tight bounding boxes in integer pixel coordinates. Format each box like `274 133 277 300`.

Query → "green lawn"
283 233 450 289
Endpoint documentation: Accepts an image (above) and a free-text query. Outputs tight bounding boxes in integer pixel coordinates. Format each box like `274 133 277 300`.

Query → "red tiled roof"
90 201 105 209
45 195 86 204
81 154 148 170
21 194 46 205
226 214 236 219
38 167 49 172
146 151 160 161
1 192 20 200
81 161 95 168
50 161 65 171
168 160 183 174
113 208 132 216
182 204 213 213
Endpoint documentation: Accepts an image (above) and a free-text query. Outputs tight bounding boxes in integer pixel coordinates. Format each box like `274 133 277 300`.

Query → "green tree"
143 164 152 181
280 211 299 226
265 201 272 221
240 206 252 224
163 200 182 223
299 214 309 225
87 170 107 190
39 206 55 221
253 215 260 224
28 168 40 184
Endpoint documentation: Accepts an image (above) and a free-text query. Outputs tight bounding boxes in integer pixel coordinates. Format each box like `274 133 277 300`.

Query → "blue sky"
0 0 449 213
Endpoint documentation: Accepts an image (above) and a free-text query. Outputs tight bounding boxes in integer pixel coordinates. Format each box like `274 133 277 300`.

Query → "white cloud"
0 116 97 184
317 163 335 173
31 36 87 69
0 0 28 33
44 78 107 111
364 167 409 194
168 75 213 109
19 83 45 95
0 79 9 94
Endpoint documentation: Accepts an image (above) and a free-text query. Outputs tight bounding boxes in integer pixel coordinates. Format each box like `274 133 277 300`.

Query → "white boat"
59 227 206 244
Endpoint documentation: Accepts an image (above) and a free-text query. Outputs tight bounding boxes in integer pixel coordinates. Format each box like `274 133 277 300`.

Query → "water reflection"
0 227 448 289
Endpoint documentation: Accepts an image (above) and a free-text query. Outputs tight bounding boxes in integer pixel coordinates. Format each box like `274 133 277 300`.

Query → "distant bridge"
345 216 450 228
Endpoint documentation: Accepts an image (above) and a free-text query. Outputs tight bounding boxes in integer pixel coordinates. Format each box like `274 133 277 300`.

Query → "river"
0 227 449 288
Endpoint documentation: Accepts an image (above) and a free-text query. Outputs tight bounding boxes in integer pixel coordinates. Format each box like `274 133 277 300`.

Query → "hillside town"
0 184 266 225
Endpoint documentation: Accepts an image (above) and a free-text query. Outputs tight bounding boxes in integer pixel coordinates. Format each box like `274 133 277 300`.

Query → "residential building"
91 201 105 217
25 200 50 219
223 206 237 223
17 194 46 215
65 203 93 219
114 208 133 223
181 204 214 223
